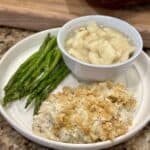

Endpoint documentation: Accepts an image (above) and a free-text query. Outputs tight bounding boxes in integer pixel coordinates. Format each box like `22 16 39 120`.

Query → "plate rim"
0 27 150 149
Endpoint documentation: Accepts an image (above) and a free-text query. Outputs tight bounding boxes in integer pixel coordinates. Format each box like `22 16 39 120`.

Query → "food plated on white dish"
33 81 137 143
0 15 149 150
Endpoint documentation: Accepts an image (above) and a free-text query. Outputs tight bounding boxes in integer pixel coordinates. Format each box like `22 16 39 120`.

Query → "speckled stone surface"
0 27 149 150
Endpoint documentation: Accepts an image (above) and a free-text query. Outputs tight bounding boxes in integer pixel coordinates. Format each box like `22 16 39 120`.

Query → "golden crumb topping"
32 81 136 143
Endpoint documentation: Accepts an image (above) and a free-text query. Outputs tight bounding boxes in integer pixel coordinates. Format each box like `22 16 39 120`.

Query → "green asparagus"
4 34 51 91
25 62 67 108
3 34 70 115
4 48 55 101
34 67 69 114
14 37 56 88
29 48 61 92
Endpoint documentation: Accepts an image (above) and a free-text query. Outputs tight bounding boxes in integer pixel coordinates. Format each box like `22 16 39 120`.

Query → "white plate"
0 28 149 150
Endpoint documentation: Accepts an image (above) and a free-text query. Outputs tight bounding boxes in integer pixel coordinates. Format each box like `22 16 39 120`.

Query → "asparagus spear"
6 36 57 96
34 67 70 114
29 48 61 92
3 48 61 105
3 49 55 104
4 34 50 91
15 37 56 87
23 48 54 89
25 62 67 108
4 61 69 108
4 55 39 97
3 33 70 115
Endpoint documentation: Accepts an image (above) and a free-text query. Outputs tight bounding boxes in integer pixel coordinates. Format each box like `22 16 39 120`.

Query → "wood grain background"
0 0 150 47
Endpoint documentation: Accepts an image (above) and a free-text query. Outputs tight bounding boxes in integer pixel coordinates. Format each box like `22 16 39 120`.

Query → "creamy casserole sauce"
65 22 135 65
32 82 136 143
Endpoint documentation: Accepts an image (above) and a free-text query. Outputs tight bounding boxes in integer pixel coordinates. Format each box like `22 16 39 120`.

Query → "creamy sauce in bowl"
65 22 135 65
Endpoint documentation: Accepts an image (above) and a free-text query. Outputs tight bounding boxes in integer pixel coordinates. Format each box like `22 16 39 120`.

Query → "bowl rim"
57 15 143 68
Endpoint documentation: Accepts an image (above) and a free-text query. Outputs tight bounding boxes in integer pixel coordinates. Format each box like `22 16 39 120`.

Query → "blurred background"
0 0 150 47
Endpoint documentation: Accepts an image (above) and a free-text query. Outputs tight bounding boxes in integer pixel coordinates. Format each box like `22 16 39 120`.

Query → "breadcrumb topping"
32 81 136 143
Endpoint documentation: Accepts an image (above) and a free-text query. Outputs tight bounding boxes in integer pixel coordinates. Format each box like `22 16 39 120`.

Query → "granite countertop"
0 27 150 150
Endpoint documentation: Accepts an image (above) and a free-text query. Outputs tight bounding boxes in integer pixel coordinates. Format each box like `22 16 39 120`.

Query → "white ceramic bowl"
57 15 143 81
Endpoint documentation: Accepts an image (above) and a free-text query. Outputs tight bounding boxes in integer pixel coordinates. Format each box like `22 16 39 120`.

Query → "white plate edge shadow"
0 28 149 150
